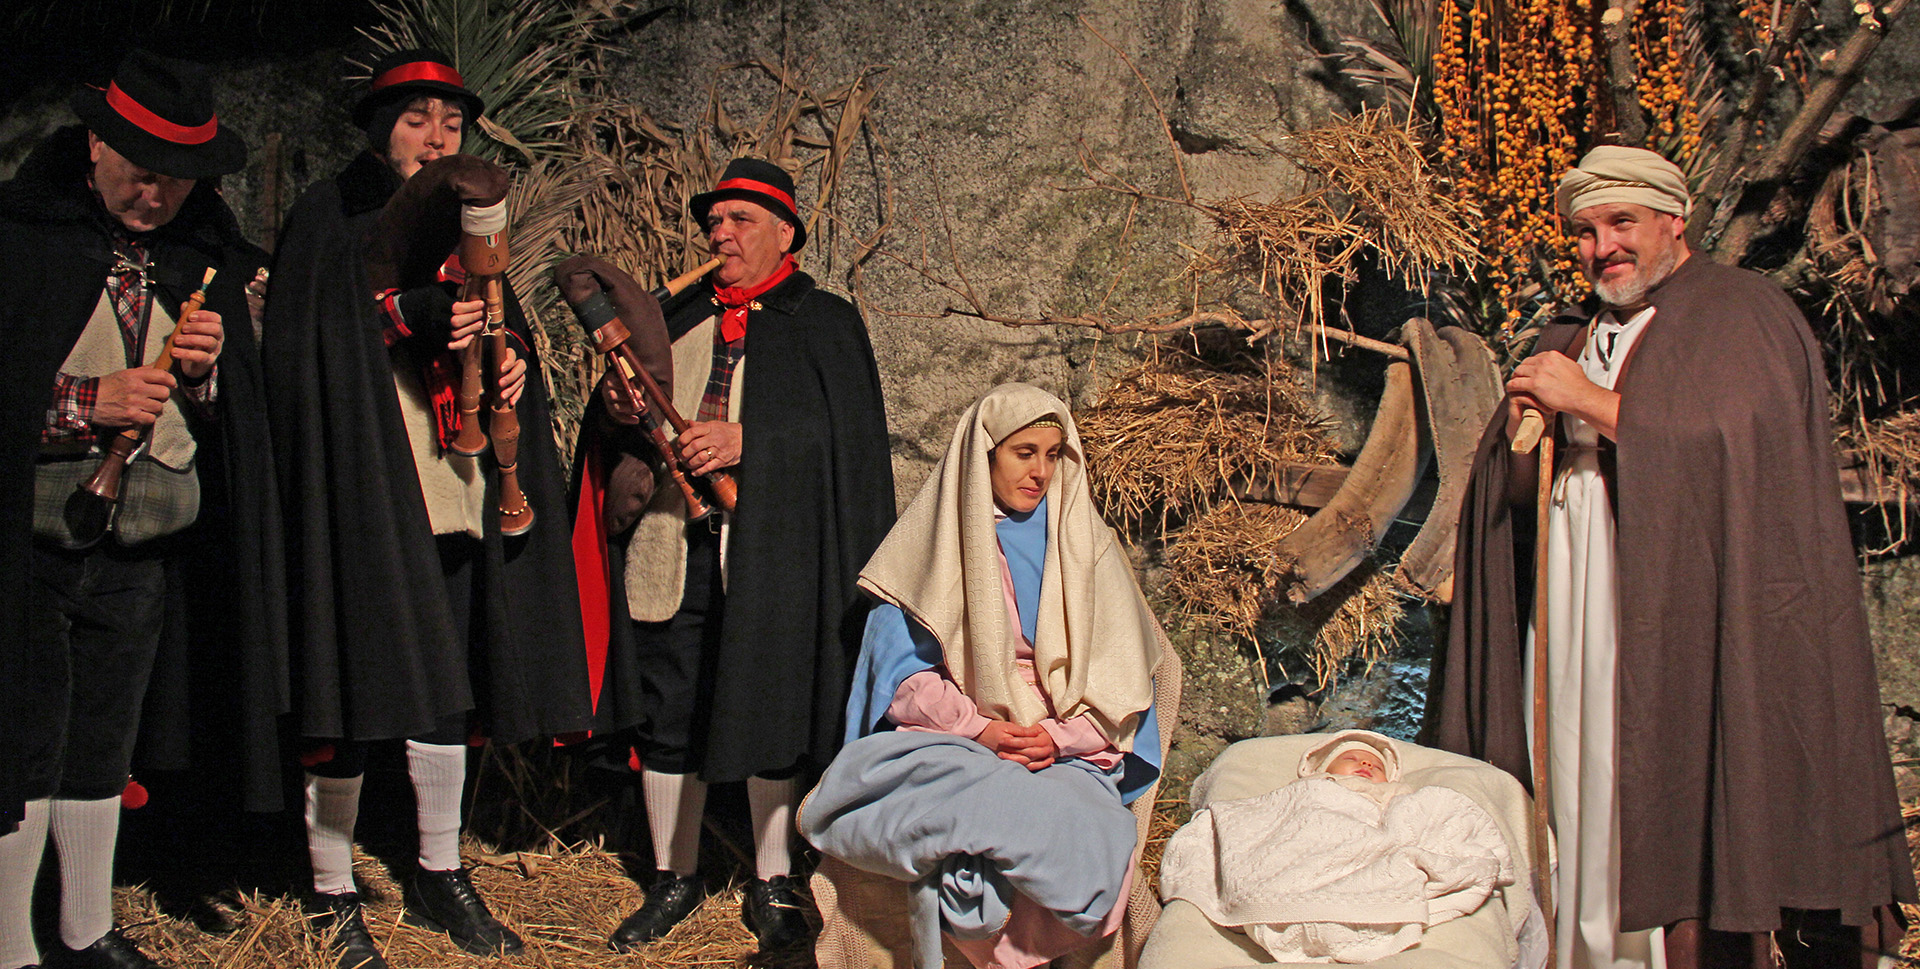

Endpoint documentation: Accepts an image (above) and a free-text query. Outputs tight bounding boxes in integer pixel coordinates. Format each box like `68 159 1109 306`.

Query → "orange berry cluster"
1431 0 1596 325
1428 0 1710 327
1635 0 1704 168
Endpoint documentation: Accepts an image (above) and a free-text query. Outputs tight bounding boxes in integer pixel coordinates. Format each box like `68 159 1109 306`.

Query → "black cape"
0 126 287 819
1426 256 1916 931
580 270 896 782
262 152 590 743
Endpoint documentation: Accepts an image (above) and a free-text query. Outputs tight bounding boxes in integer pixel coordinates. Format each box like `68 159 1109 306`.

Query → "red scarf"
423 254 468 449
711 255 796 342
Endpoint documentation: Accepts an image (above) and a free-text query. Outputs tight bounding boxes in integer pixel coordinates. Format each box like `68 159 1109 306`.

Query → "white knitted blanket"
1159 777 1513 964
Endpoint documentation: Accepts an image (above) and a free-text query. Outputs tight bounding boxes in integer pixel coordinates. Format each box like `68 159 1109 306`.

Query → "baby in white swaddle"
1159 730 1514 964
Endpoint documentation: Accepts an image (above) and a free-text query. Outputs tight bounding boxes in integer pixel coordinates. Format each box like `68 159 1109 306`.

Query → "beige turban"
1554 145 1691 221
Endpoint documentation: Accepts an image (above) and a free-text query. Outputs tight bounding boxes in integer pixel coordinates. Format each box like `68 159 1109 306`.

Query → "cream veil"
857 383 1160 748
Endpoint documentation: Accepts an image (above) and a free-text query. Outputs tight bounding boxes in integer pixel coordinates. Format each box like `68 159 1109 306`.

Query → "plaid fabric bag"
33 454 200 548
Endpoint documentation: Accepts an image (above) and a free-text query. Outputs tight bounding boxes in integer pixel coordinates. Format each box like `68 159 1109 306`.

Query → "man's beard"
1591 244 1679 310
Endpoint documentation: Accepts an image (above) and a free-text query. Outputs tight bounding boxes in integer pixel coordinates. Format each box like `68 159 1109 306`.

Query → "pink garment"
883 532 1121 766
881 524 1130 968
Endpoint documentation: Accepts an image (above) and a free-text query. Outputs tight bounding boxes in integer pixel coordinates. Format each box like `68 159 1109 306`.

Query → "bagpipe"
63 268 218 548
554 255 737 519
366 154 534 535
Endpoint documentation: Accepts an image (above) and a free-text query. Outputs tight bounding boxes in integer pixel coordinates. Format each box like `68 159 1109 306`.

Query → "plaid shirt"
696 305 747 424
42 238 217 445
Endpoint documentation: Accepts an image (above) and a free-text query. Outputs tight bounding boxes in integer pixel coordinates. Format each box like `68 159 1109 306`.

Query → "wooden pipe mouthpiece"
649 256 725 302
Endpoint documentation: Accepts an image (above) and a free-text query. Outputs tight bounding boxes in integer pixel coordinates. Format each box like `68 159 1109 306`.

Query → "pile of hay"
1179 107 1483 341
1162 498 1405 685
115 840 812 969
1079 339 1407 686
1079 342 1338 534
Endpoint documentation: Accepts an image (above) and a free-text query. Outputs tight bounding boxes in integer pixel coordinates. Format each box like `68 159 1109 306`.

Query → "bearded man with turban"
1425 146 1913 968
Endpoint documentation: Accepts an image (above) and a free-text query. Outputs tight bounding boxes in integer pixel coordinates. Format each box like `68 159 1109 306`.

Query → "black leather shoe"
44 929 166 969
740 875 811 952
402 867 525 956
608 872 703 951
306 892 390 969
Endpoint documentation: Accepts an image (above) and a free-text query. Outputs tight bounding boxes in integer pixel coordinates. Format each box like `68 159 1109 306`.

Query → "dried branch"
1687 0 1814 244
1598 0 1650 144
1078 15 1193 204
1713 0 1911 263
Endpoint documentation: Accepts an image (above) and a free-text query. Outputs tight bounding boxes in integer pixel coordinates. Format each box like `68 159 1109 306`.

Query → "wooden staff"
1512 408 1547 453
460 216 534 536
1514 408 1558 967
66 268 217 547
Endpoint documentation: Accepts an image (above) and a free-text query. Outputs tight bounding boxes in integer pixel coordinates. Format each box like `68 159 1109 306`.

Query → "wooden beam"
1271 359 1430 605
1226 461 1351 509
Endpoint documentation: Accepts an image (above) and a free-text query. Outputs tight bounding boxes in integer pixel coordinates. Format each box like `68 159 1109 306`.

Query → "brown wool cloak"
1425 255 1915 932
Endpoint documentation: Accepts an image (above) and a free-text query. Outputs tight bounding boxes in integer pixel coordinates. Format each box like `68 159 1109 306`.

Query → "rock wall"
601 0 1375 506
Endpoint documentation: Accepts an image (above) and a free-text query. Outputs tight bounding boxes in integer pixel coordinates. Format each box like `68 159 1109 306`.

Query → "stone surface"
1863 554 1920 711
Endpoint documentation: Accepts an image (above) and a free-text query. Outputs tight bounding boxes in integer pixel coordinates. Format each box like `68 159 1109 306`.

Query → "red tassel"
121 779 148 810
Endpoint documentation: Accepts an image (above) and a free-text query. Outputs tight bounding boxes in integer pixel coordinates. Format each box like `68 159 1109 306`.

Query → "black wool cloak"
262 151 590 744
1425 255 1916 932
0 126 288 819
577 270 896 782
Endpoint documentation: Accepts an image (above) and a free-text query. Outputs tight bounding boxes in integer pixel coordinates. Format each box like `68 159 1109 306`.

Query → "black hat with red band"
70 50 245 180
353 48 486 130
689 157 808 253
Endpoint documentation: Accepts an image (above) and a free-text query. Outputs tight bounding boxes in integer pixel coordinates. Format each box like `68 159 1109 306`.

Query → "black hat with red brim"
352 49 486 129
689 157 807 253
70 50 245 180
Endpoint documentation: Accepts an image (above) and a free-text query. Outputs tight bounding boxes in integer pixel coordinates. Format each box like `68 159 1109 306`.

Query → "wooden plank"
1271 359 1429 605
1397 320 1503 603
1226 461 1351 509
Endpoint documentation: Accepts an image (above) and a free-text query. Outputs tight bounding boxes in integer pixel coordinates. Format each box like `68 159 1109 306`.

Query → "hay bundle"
1080 344 1339 534
1163 501 1406 686
1079 339 1405 684
1162 501 1310 640
1181 107 1482 340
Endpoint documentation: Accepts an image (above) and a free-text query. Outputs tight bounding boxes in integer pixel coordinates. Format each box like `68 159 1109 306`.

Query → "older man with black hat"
0 50 272 969
262 48 590 969
580 157 893 953
1428 146 1915 969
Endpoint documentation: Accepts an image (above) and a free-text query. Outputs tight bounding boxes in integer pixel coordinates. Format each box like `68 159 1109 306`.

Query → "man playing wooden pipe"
1429 146 1914 968
261 48 590 969
587 158 895 954
0 51 278 969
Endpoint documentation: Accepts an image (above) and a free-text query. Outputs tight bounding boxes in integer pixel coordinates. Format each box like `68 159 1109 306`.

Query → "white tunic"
1522 306 1666 969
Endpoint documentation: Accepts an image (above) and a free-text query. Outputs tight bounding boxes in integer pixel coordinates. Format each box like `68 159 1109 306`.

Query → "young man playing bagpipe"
261 49 591 969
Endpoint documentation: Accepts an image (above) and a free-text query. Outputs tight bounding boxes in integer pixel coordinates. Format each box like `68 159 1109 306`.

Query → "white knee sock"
304 773 363 896
49 796 119 950
0 799 51 969
640 770 706 877
406 741 467 872
746 777 794 880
